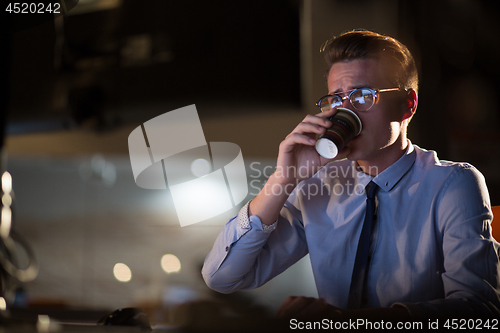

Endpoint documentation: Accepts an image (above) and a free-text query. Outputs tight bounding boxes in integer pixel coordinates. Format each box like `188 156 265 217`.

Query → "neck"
357 138 408 176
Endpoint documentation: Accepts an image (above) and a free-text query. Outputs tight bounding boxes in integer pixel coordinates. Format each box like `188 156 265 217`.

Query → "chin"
345 149 364 162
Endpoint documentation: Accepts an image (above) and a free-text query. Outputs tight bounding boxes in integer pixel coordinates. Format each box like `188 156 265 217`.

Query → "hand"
275 109 350 185
248 109 351 225
275 296 412 323
275 296 344 320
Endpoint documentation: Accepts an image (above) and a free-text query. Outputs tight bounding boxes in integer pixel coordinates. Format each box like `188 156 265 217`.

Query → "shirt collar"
374 141 416 192
355 140 416 192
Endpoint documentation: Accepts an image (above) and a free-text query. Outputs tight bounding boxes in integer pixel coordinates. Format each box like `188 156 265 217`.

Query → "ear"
402 89 417 121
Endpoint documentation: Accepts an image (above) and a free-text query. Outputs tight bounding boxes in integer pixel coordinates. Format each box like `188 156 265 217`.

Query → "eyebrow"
329 85 369 95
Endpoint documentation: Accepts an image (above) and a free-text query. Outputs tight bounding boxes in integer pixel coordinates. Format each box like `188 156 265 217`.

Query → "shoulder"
412 145 490 217
409 146 492 236
412 144 486 185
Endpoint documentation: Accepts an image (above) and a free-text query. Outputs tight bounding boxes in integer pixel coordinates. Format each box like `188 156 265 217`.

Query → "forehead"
327 58 392 93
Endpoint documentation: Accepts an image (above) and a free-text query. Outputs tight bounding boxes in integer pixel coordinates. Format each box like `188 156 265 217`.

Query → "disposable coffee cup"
315 108 362 159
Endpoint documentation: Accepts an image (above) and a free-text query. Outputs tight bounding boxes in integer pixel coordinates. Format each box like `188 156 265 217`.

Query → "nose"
341 96 351 109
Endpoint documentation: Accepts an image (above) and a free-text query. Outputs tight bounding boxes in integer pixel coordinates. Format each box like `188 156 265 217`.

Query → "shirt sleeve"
395 164 500 319
202 197 309 294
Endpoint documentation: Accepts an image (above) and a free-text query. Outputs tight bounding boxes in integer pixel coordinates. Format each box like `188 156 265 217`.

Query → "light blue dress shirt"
202 143 500 319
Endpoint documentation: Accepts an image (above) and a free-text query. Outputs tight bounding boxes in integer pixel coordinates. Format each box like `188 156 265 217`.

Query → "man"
202 30 500 321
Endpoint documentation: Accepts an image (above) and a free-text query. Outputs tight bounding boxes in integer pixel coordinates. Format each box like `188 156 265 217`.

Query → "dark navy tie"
347 181 379 309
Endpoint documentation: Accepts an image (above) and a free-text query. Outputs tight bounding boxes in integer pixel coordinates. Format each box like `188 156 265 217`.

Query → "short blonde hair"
322 29 418 94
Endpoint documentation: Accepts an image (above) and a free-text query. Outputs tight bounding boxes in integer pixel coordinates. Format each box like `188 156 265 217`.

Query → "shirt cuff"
237 200 277 234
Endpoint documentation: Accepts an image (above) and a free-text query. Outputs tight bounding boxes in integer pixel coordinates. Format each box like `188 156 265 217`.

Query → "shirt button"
225 246 229 252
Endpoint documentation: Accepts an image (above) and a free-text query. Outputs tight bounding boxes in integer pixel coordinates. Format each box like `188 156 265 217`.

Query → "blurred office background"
1 0 499 327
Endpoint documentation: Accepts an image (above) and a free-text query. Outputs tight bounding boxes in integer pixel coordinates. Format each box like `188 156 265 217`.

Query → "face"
327 58 408 166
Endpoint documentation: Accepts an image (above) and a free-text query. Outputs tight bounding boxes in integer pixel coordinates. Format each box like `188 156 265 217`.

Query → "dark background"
6 0 301 126
4 0 500 204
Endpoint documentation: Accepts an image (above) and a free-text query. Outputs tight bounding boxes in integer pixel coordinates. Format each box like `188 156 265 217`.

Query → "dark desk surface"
1 307 291 333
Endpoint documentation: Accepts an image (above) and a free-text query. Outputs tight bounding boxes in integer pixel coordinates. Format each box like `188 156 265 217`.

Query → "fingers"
281 113 333 147
276 109 338 176
279 124 325 154
314 107 337 119
280 133 316 152
302 113 332 130
290 123 326 139
283 108 336 144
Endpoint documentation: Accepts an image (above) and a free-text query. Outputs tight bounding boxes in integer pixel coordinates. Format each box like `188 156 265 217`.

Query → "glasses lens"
350 89 375 111
319 96 342 112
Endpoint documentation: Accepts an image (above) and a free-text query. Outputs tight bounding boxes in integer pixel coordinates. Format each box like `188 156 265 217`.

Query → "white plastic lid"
315 138 338 159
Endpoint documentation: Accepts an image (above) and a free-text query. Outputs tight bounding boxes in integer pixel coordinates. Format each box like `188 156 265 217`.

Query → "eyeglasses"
316 87 404 112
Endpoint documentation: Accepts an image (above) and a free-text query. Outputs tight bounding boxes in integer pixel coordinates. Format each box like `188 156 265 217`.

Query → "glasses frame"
316 87 404 112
